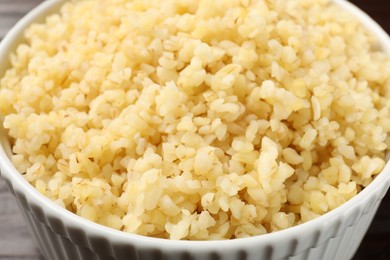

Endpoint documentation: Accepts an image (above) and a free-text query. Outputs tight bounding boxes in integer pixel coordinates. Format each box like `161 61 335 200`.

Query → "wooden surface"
0 1 389 259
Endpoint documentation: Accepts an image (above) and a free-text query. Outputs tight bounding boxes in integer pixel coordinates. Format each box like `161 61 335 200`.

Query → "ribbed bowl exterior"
2 171 389 260
1 0 390 259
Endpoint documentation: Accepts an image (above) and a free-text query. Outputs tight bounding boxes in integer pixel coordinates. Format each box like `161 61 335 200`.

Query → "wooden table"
0 1 389 259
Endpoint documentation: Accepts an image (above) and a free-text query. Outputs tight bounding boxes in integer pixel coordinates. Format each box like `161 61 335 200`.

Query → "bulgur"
1 0 390 240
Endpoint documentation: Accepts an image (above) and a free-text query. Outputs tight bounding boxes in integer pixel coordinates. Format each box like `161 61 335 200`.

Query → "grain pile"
1 0 390 240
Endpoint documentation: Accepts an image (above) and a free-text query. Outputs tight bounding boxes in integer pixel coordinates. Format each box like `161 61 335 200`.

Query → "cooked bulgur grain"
1 0 390 240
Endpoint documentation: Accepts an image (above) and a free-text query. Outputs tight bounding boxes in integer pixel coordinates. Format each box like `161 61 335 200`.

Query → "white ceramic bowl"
1 1 390 259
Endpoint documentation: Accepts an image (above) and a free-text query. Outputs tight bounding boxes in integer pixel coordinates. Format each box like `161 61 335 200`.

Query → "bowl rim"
0 0 390 252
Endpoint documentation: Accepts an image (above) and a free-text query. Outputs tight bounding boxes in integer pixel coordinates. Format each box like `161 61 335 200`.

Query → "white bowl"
1 0 390 259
